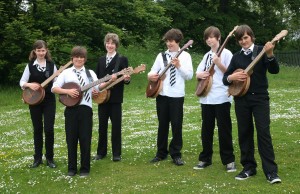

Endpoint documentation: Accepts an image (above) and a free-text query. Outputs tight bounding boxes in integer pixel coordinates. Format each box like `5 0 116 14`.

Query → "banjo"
195 26 238 97
22 61 72 105
228 30 288 97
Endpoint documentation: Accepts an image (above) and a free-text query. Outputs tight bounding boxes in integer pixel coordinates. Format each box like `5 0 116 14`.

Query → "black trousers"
29 99 55 161
97 103 122 157
234 93 278 176
64 105 93 173
155 95 184 159
198 102 235 165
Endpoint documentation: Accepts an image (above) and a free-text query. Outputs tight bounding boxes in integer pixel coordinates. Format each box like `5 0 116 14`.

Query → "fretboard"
81 71 124 92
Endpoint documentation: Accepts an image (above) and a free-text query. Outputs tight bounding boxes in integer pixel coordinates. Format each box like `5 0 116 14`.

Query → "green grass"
0 47 299 193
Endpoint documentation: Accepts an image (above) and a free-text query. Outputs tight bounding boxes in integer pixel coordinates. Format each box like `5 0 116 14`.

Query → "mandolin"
146 40 193 98
195 26 238 97
59 67 133 107
22 61 72 105
228 30 288 97
93 64 146 104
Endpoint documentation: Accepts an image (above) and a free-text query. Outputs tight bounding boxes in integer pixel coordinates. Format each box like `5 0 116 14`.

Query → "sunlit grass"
0 50 299 193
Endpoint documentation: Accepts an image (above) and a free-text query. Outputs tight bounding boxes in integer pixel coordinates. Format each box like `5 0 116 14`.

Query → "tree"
157 0 294 52
0 0 171 84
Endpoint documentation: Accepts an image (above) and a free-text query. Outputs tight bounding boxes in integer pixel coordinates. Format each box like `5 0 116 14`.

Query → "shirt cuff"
227 76 232 83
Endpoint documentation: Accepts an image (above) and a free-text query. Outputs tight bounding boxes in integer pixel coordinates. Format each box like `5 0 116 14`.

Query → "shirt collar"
106 52 116 59
166 49 180 58
72 66 85 73
209 50 216 55
241 43 255 52
33 59 46 67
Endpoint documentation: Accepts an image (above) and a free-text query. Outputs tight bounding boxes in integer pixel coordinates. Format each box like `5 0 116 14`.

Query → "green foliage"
0 0 170 84
0 0 299 85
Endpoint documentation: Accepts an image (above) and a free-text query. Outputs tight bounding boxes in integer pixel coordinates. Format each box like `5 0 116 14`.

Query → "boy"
93 33 130 162
52 46 99 177
194 26 235 172
148 28 193 166
223 25 281 184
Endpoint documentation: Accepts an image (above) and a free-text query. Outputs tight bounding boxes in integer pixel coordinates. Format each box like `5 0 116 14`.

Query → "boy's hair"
104 33 120 48
29 40 52 61
235 24 256 42
162 28 183 43
71 46 87 61
203 26 221 42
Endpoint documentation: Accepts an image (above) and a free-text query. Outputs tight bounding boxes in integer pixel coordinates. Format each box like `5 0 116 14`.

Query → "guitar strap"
251 45 258 61
161 52 168 67
204 47 221 71
85 68 94 83
113 54 121 73
45 61 50 78
203 54 210 71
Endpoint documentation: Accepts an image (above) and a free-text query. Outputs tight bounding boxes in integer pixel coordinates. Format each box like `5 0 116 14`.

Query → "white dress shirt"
52 66 99 108
148 49 193 97
196 48 233 104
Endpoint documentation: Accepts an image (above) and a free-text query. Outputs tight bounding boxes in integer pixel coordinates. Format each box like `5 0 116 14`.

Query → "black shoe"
226 162 237 172
267 172 281 184
235 169 257 180
46 159 57 168
79 172 89 177
30 159 42 168
193 161 212 170
93 154 106 160
67 171 76 177
113 156 121 162
150 156 167 163
173 157 184 166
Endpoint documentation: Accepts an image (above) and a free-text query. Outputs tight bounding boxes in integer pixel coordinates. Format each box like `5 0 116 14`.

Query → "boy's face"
238 32 253 49
166 40 179 52
105 39 117 54
72 56 85 69
205 35 219 48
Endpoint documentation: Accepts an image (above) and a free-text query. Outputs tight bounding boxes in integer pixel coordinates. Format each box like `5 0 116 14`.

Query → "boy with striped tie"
147 28 193 166
52 46 99 177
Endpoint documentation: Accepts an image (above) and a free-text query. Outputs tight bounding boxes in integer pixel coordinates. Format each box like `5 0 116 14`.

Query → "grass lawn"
0 47 299 193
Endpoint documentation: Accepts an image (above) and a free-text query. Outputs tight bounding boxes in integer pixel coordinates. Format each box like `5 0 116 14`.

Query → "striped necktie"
205 53 213 71
106 56 113 68
166 53 176 86
244 49 252 55
169 64 176 86
36 65 46 72
74 69 91 103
